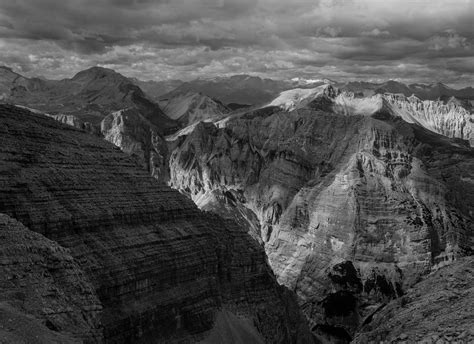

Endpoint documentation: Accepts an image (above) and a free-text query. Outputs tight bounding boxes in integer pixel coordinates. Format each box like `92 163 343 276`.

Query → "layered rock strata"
168 97 474 341
0 104 313 344
0 214 102 344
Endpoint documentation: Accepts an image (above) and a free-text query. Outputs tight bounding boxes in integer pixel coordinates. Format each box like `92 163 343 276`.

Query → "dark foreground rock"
0 214 102 343
0 104 313 344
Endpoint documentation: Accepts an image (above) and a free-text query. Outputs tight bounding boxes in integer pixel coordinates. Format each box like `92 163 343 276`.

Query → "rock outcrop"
354 256 474 343
0 104 313 344
46 113 98 135
383 93 473 146
167 93 474 341
101 108 169 180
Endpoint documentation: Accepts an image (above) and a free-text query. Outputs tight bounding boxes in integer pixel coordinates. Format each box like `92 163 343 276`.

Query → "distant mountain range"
129 77 183 102
340 79 474 102
159 75 293 106
0 65 177 133
3 65 473 109
134 74 474 106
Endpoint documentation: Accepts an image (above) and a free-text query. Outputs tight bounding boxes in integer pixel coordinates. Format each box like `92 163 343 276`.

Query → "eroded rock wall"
168 104 474 342
383 93 473 146
101 108 169 180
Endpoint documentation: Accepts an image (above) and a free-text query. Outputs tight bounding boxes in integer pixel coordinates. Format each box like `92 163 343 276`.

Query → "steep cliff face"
46 114 99 135
168 97 474 341
383 93 473 146
0 214 102 343
354 256 474 343
0 104 313 344
101 108 169 180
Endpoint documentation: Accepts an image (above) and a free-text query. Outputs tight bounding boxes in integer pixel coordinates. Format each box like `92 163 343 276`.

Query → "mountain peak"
72 66 123 81
432 82 451 90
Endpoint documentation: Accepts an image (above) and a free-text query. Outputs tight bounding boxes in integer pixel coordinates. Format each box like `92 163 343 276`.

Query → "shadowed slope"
0 104 313 344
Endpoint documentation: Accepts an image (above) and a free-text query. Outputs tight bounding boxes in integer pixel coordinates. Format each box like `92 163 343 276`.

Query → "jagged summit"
264 86 473 146
383 92 473 145
341 79 474 101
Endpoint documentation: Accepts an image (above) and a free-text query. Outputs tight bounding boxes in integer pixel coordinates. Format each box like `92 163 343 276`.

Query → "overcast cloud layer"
0 0 473 86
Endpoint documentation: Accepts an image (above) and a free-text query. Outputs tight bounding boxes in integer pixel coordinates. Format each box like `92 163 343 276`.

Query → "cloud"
361 28 390 37
428 30 471 51
0 0 473 86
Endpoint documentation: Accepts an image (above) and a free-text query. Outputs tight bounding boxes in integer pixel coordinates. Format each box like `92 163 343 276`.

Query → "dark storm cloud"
0 0 473 86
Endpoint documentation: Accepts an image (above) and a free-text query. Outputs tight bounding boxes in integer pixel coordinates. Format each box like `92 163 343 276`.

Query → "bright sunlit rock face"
269 85 473 146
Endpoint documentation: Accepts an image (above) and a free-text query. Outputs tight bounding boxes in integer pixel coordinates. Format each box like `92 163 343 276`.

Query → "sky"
0 0 473 86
